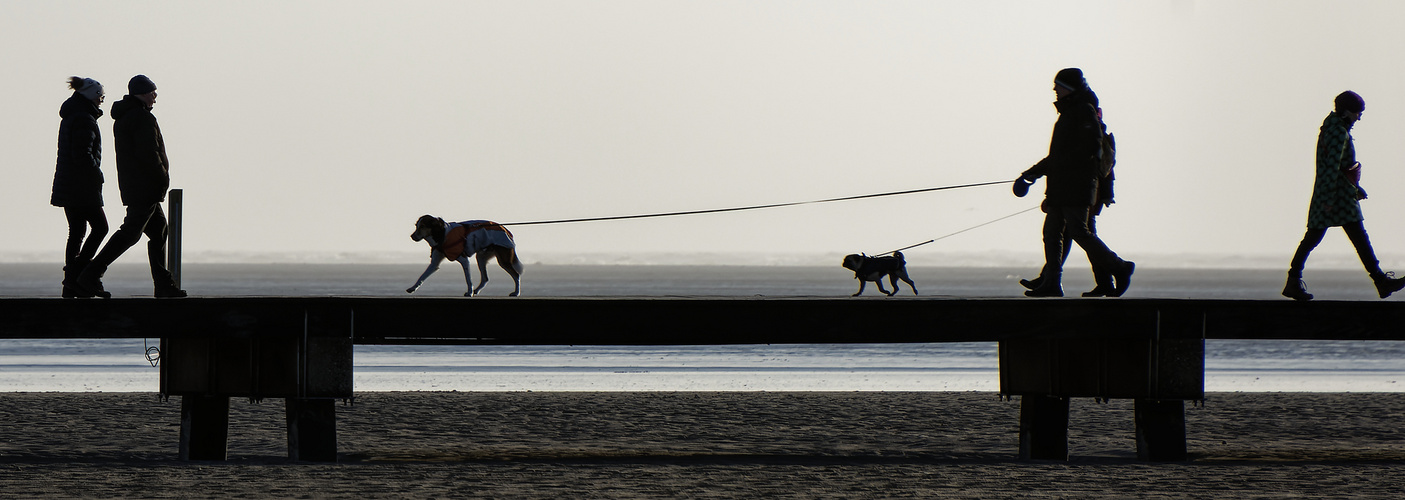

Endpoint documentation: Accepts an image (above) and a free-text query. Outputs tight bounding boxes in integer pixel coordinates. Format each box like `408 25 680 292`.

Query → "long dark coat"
110 95 169 206
50 93 104 207
1021 88 1103 207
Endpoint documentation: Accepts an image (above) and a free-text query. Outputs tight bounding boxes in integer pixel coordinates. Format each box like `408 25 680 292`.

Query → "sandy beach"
0 392 1402 498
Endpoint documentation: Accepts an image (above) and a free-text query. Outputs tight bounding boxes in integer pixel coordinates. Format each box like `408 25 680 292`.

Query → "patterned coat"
1306 112 1363 228
436 220 515 260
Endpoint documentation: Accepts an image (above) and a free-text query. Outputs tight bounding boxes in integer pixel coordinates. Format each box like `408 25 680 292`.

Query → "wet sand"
0 392 1403 498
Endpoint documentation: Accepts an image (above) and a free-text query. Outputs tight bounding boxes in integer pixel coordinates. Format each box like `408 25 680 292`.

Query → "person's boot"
1282 273 1313 301
1082 282 1115 297
1020 276 1044 290
75 263 112 299
62 258 95 298
1372 272 1405 299
154 275 187 298
1025 275 1063 297
61 265 78 298
1109 261 1135 297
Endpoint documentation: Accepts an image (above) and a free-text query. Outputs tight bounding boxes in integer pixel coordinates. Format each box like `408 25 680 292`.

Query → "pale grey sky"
4 1 1405 266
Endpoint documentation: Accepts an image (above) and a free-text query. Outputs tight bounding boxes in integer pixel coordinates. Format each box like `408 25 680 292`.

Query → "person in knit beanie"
77 74 185 298
50 76 109 297
1014 68 1135 298
1282 91 1405 301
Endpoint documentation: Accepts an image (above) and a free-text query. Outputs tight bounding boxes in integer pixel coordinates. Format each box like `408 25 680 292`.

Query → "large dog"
841 251 917 297
407 215 523 297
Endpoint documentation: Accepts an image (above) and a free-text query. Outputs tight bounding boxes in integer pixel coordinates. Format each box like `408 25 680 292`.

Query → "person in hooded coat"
76 75 185 298
1282 91 1405 301
50 76 109 298
1015 68 1134 298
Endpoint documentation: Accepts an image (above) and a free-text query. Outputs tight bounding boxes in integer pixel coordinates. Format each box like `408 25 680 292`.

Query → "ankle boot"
76 263 111 299
1372 272 1405 299
63 258 95 298
1109 261 1135 297
1082 283 1115 297
1282 274 1313 301
1020 276 1044 290
1025 277 1063 297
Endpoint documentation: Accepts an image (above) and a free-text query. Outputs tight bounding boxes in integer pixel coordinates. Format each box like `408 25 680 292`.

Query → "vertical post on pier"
1134 399 1187 461
1018 395 1069 460
179 395 230 461
286 399 338 462
167 188 183 288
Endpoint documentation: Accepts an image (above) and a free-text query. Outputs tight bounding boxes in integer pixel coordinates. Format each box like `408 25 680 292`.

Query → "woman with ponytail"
50 76 109 298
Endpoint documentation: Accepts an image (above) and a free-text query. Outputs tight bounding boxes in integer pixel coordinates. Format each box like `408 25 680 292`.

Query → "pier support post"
1134 399 1187 461
166 188 182 288
1018 395 1069 460
286 398 338 462
179 395 230 461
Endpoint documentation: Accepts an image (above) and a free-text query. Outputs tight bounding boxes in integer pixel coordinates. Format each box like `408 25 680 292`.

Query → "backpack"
1093 106 1116 204
1093 106 1116 176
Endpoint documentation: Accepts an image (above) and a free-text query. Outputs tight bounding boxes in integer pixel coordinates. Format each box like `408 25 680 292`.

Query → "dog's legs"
852 281 867 297
473 253 493 296
494 247 522 297
456 256 476 296
406 251 446 294
899 274 918 295
876 280 893 296
888 275 902 296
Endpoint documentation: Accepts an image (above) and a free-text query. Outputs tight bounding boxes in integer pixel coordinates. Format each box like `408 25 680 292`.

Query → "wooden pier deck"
4 296 1404 342
1 296 1402 463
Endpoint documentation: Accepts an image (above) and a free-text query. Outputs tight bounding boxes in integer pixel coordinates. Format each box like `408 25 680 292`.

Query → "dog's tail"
512 254 525 275
893 251 905 263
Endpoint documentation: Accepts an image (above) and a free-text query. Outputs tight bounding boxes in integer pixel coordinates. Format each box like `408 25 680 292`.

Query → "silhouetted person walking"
1014 68 1134 298
51 76 109 298
1018 126 1117 297
1283 91 1405 301
76 75 185 298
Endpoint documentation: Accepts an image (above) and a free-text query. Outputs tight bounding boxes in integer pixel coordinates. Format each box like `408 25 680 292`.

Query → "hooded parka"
1022 88 1103 207
50 93 104 207
110 94 169 206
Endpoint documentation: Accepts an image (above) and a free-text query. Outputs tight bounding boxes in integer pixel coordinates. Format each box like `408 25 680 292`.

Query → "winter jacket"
50 93 104 207
1306 112 1364 228
1021 88 1103 207
110 95 169 206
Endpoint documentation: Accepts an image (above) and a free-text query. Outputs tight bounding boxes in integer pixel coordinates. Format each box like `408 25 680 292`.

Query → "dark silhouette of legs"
77 203 183 298
1028 206 1133 297
1286 222 1405 300
61 206 108 298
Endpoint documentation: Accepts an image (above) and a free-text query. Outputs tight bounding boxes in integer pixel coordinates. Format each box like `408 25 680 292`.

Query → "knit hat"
128 74 157 95
73 77 103 101
1054 68 1086 91
1335 91 1365 113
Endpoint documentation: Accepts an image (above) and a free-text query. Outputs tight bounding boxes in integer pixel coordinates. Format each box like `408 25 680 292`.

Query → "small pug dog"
841 251 917 297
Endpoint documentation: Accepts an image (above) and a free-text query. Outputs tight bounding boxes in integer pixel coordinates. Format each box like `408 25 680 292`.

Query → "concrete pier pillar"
286 398 338 462
1018 395 1069 460
179 395 230 461
1134 398 1188 461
